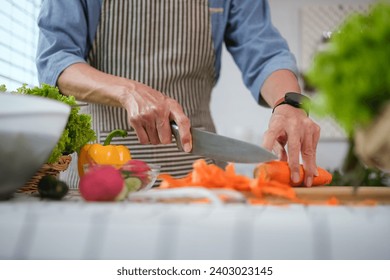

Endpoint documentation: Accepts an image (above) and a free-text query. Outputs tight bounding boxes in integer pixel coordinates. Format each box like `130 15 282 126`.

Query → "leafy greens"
306 1 390 136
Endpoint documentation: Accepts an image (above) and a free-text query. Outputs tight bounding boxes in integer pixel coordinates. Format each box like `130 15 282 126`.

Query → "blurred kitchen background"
0 0 40 89
0 0 376 174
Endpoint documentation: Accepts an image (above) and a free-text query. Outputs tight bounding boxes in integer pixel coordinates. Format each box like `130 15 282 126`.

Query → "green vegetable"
306 1 390 136
124 177 142 193
1 83 96 163
38 175 69 200
304 2 390 187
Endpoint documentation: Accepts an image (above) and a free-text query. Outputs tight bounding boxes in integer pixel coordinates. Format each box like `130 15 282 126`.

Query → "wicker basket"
18 154 72 194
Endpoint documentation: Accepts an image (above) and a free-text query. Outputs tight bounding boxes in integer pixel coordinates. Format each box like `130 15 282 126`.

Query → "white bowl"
0 93 71 199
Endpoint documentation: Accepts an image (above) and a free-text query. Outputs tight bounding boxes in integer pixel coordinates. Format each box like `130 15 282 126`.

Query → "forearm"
57 62 192 150
260 69 301 108
57 63 132 107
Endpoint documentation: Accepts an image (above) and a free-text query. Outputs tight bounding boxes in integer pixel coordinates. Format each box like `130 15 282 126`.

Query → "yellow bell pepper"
77 129 131 176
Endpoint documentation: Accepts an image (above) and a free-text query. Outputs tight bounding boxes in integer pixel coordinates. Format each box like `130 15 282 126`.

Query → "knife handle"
170 122 184 152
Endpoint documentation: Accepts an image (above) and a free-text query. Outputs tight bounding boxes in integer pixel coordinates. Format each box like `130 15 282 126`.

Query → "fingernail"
292 172 300 183
183 143 191 153
306 177 313 187
314 169 319 176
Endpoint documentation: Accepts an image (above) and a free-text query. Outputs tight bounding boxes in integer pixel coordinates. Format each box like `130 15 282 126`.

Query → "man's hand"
120 81 192 152
262 105 320 187
57 63 192 152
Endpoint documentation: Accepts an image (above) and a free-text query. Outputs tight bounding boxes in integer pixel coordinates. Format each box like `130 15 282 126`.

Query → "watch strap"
272 96 286 112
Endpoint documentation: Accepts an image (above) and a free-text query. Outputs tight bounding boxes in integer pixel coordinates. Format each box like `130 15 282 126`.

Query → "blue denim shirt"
36 0 298 103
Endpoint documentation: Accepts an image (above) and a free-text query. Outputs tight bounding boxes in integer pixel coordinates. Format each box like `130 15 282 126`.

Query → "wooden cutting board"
292 186 390 204
127 186 390 205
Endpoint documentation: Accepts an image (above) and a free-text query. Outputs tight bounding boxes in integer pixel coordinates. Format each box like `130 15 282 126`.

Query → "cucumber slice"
124 177 142 193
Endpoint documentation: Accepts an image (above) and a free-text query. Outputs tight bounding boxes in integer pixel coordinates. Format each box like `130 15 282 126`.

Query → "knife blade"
171 123 278 163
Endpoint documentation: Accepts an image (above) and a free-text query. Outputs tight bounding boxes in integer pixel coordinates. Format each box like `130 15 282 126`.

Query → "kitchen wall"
210 0 376 171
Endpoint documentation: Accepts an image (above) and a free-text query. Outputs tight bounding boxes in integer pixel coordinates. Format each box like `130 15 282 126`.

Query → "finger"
262 129 278 152
174 117 191 152
312 124 321 176
130 122 150 144
301 134 316 187
169 105 192 152
156 113 172 145
273 141 288 161
287 133 302 185
143 121 160 145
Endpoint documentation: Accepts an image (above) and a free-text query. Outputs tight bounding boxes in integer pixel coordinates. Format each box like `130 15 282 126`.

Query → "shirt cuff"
251 61 299 107
39 53 87 86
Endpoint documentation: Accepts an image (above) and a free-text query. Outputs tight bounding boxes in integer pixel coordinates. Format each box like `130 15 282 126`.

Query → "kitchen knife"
171 122 278 163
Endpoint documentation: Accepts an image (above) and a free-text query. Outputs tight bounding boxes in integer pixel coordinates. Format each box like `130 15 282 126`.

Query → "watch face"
285 92 309 107
272 92 310 115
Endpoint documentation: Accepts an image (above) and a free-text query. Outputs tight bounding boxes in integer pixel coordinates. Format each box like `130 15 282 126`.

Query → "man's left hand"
262 105 320 187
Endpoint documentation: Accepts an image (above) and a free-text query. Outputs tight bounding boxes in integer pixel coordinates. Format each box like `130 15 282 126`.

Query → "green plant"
306 1 390 136
305 1 390 186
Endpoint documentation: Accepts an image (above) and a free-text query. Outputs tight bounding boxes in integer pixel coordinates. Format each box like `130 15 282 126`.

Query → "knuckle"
302 149 315 157
142 110 158 124
304 119 320 131
302 118 313 128
314 123 321 134
128 115 141 126
176 117 191 129
156 118 168 128
290 165 300 174
301 120 321 136
139 138 149 145
265 128 279 138
165 97 180 108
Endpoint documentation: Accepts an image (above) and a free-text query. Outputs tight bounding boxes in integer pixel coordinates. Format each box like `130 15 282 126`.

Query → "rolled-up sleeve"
224 0 298 104
36 0 91 85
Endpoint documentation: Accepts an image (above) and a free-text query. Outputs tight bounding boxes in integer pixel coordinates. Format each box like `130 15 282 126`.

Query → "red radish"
121 159 150 178
79 165 127 201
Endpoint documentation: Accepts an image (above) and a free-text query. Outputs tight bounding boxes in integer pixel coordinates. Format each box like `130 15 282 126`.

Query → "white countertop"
0 190 389 260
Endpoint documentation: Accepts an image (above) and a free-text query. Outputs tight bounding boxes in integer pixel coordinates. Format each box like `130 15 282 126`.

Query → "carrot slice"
158 159 251 191
326 196 340 206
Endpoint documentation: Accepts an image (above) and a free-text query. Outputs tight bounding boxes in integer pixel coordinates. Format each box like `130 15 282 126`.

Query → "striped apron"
63 0 217 188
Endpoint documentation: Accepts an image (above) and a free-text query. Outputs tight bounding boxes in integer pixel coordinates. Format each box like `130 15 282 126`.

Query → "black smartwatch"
272 92 310 115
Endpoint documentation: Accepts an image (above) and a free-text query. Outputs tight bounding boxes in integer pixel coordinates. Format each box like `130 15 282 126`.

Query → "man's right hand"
119 81 192 152
57 63 192 152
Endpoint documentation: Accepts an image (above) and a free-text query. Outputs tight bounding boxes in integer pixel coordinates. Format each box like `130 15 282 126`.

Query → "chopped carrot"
158 159 251 191
326 196 340 206
247 198 268 205
156 159 377 207
158 173 193 188
254 161 332 186
159 159 300 202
